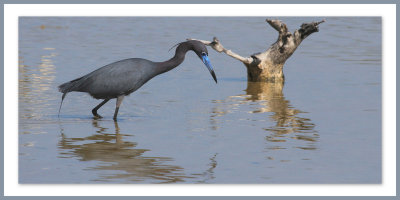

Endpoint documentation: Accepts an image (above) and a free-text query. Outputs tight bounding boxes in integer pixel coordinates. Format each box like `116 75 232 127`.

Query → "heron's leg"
92 99 110 118
113 96 125 120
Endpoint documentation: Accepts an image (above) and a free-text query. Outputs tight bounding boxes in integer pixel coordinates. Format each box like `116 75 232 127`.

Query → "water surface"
19 17 381 183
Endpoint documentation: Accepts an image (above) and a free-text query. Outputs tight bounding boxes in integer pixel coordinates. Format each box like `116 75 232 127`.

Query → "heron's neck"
156 44 190 75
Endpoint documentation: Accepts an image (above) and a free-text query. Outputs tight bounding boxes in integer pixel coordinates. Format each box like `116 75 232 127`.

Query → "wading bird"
58 40 217 120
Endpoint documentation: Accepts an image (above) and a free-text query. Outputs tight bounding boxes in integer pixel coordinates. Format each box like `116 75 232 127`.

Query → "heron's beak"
201 54 217 83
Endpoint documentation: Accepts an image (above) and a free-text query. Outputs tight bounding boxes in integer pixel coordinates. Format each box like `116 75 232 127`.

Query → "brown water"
18 17 381 183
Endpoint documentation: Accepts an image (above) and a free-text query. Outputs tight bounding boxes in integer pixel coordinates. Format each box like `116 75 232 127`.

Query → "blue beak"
201 54 217 83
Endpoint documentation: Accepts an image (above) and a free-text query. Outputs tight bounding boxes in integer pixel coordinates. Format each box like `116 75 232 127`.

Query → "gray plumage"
59 59 156 99
58 40 217 120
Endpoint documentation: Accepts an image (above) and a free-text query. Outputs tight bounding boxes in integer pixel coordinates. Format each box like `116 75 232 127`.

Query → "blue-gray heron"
58 40 217 120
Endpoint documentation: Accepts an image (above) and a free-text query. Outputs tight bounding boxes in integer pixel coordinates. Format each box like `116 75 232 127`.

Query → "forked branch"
189 18 325 82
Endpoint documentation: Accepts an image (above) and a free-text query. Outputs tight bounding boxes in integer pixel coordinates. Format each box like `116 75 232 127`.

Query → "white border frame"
4 4 396 196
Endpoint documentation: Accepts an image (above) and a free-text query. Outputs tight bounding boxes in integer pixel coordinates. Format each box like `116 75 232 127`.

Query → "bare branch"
186 38 212 45
266 19 288 34
187 37 253 65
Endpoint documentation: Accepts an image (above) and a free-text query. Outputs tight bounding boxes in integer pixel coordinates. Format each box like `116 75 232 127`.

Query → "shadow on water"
211 81 318 151
58 120 193 183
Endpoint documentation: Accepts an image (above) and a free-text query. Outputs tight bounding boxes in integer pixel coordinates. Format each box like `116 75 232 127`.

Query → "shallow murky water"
19 17 381 183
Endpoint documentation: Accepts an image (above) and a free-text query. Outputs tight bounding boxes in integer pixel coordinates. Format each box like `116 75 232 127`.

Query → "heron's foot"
92 110 103 119
93 114 103 119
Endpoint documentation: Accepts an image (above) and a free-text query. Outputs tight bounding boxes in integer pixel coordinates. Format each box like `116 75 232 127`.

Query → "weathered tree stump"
189 18 325 82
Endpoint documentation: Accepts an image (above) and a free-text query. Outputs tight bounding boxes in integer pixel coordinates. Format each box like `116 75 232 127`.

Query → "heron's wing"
76 58 155 99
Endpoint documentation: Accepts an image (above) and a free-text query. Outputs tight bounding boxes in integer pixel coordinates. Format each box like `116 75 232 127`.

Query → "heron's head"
188 40 217 84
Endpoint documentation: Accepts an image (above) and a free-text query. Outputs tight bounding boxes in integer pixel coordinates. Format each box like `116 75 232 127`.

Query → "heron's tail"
58 92 67 118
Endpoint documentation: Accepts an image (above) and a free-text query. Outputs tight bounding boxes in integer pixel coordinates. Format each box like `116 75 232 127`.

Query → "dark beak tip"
211 72 218 84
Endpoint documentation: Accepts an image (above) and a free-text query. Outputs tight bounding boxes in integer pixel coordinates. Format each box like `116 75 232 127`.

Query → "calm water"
18 17 381 183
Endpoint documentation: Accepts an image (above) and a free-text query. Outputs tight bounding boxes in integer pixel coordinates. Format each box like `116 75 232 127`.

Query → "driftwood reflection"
58 120 190 183
211 81 318 150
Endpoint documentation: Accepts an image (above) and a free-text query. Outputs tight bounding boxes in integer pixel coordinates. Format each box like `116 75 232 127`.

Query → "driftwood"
189 18 325 82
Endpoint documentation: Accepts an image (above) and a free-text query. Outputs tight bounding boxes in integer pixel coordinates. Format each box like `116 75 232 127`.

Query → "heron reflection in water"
58 120 217 183
58 120 187 183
